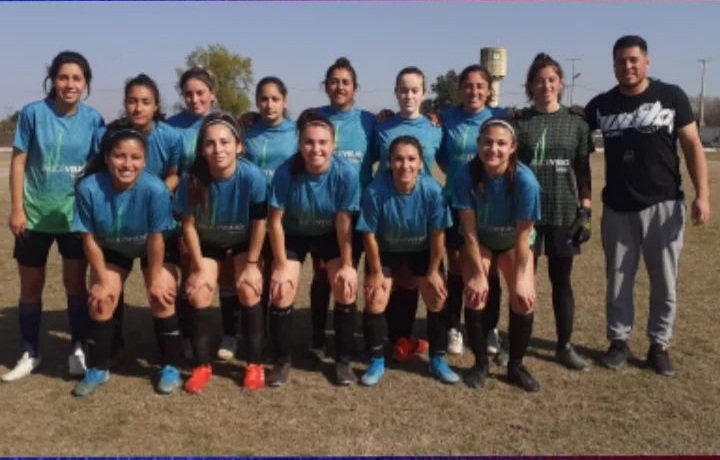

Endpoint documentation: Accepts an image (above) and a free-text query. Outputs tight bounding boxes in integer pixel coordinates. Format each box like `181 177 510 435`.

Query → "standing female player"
267 110 359 386
310 57 375 357
3 51 103 382
361 66 442 362
71 127 183 397
94 74 184 363
242 76 298 357
452 118 541 392
358 135 459 386
175 113 268 393
437 64 505 358
166 66 218 359
515 53 592 370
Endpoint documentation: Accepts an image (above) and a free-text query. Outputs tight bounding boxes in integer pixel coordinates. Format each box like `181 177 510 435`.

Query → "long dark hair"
45 51 92 100
524 52 564 102
124 73 166 121
290 109 335 178
470 117 518 196
188 112 243 215
76 118 146 184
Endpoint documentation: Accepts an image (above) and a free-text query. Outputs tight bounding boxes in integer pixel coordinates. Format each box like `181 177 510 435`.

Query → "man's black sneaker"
464 364 488 389
507 362 540 392
556 343 589 371
267 362 291 387
646 344 676 377
599 339 629 370
335 362 357 386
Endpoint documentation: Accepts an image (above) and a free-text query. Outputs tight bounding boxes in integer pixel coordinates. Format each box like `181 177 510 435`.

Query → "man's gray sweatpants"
601 200 686 347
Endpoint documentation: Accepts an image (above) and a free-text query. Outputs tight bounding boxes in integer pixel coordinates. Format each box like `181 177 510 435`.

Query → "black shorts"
377 250 435 278
532 225 579 258
285 232 341 264
200 241 250 262
445 209 464 251
102 233 181 272
14 230 85 267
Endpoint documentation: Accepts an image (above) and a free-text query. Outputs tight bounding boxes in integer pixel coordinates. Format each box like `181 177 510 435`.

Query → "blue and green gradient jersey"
361 115 441 187
166 111 204 173
357 171 451 253
451 162 540 252
270 155 359 237
173 158 267 248
243 119 297 187
13 98 104 233
73 170 176 259
93 121 183 179
314 105 375 175
437 106 505 197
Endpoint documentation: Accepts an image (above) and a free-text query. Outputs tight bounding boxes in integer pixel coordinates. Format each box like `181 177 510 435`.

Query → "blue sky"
0 1 718 121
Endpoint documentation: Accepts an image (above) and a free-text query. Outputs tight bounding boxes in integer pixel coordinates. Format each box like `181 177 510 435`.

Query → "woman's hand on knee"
237 263 263 300
270 262 295 305
333 265 357 302
464 274 488 310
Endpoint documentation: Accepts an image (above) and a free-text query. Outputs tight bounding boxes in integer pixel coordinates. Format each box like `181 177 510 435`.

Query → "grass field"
0 153 718 456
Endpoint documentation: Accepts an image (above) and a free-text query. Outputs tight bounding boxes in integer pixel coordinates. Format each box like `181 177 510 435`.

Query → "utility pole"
698 58 710 127
567 58 581 106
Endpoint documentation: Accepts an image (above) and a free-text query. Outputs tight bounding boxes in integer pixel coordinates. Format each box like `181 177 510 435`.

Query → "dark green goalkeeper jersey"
516 106 592 226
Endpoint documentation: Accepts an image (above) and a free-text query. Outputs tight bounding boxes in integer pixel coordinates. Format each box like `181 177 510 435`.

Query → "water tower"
480 47 507 107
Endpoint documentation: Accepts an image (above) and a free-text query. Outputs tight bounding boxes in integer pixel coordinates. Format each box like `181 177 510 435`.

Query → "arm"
8 149 27 236
335 211 354 268
513 220 536 313
458 208 488 307
268 207 287 266
180 214 204 270
425 228 448 300
83 232 115 311
678 122 710 225
145 232 175 306
164 166 180 193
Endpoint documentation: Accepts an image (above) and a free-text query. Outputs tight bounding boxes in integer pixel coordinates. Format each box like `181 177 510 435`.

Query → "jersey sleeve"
672 85 695 130
168 127 184 170
12 105 34 153
356 185 380 233
91 126 106 158
359 126 380 188
427 182 453 230
148 181 175 233
513 170 541 222
584 96 599 131
172 175 191 216
72 180 95 234
436 125 450 172
248 164 268 205
337 163 360 213
451 167 474 210
269 163 292 210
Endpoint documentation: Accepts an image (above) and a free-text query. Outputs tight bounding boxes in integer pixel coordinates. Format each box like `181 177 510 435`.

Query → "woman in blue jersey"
71 127 183 397
3 51 103 383
166 66 220 361
175 113 268 393
452 118 541 392
309 57 375 359
514 53 592 371
267 110 359 387
357 135 459 386
438 65 506 361
361 66 442 363
95 74 184 365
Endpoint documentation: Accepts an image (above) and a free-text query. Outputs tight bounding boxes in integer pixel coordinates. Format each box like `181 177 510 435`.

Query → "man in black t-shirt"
585 35 710 377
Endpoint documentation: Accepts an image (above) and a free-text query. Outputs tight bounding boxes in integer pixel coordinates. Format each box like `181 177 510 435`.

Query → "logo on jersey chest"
596 101 675 137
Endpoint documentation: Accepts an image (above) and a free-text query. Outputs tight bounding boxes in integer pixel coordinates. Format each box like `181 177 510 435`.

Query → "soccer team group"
1 34 710 398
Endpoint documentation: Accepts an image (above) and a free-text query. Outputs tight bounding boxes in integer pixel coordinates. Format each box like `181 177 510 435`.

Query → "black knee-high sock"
310 277 331 348
112 292 125 350
269 305 294 364
548 255 575 350
334 302 357 363
386 288 419 343
508 310 534 365
427 310 448 357
88 318 114 370
485 274 502 331
176 294 193 340
363 311 385 359
67 295 89 347
219 290 239 336
191 308 213 366
18 301 42 357
153 315 183 367
241 303 264 365
465 308 489 368
445 274 464 330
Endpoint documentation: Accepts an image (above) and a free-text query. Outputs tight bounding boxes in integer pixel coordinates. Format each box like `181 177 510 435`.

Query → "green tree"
427 70 460 111
0 110 19 147
177 44 253 115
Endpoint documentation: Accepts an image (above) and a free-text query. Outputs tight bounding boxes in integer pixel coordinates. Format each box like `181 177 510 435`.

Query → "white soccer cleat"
68 345 87 377
2 352 41 382
447 328 464 355
216 335 237 361
487 328 501 355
